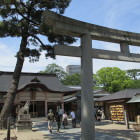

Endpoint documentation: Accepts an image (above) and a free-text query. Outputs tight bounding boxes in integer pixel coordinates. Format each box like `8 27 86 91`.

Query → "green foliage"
126 69 140 80
62 73 81 85
94 67 134 93
39 63 66 80
0 0 75 62
133 79 140 88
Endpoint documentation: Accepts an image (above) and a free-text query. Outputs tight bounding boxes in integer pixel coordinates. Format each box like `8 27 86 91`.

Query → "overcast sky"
1 0 140 73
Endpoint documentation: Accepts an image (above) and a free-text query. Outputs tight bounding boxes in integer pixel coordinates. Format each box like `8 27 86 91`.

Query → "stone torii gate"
43 10 140 140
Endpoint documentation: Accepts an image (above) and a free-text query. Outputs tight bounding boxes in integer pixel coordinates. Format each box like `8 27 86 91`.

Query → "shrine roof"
99 89 140 101
0 71 76 94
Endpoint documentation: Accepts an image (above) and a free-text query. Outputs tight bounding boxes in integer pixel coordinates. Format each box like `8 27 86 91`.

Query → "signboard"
110 105 124 121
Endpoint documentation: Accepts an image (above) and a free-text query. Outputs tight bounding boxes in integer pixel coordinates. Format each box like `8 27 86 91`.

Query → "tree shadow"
43 131 81 140
95 128 140 140
95 121 112 126
32 122 48 131
32 121 139 140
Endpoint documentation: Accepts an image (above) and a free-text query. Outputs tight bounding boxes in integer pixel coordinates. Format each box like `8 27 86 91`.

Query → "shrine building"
0 71 76 117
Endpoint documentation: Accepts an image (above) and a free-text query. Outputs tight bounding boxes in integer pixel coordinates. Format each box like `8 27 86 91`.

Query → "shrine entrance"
29 101 45 117
43 10 140 140
47 102 57 113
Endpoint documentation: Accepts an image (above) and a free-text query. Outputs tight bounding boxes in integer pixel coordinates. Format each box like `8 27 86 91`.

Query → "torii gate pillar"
81 33 95 139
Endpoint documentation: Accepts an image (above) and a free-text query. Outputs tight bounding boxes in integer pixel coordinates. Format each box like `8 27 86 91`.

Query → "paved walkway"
0 118 139 140
32 120 140 140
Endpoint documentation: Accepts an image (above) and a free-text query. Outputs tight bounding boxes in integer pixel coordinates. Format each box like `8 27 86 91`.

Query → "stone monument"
16 101 32 131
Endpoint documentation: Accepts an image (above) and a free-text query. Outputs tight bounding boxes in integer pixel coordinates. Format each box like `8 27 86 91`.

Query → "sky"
1 0 140 73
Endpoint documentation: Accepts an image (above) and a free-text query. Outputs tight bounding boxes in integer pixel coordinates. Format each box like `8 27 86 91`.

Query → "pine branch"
19 0 28 9
14 3 39 26
30 34 45 47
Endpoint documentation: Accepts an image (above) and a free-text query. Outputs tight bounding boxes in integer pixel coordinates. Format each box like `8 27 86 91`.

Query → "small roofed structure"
127 93 140 103
0 71 77 117
99 89 140 101
99 89 140 123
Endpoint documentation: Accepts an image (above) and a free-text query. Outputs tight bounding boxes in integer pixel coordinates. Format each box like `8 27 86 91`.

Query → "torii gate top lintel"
43 10 140 46
43 10 140 63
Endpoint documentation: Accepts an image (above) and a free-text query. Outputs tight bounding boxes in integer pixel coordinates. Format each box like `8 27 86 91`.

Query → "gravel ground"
0 119 139 140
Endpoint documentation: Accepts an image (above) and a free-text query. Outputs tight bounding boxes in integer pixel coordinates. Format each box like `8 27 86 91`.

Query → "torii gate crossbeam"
43 10 140 140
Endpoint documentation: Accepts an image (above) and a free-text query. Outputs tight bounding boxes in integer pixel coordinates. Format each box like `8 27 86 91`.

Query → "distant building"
64 86 109 122
66 65 81 75
99 89 140 122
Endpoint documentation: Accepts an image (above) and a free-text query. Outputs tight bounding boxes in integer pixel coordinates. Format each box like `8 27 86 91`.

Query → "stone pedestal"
16 114 32 132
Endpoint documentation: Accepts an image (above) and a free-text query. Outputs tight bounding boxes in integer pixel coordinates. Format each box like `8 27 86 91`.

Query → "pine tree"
0 0 75 129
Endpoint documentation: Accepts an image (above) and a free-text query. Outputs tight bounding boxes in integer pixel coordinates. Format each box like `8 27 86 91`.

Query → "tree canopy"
0 0 75 61
39 63 66 80
62 73 81 85
94 67 134 93
133 79 140 88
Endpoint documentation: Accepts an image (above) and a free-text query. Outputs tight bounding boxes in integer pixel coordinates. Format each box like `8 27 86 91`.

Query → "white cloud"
92 40 120 52
0 43 17 71
0 44 6 49
0 43 16 56
93 59 140 73
22 53 80 72
104 0 140 31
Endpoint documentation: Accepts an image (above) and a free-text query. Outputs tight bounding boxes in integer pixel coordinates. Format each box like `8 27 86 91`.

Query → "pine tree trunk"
0 36 28 129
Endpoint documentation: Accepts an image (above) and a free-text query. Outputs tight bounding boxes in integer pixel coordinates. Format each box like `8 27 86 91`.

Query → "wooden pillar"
124 103 129 129
7 117 11 140
81 33 95 140
61 102 64 111
124 110 129 129
76 99 81 123
45 101 47 117
33 100 35 117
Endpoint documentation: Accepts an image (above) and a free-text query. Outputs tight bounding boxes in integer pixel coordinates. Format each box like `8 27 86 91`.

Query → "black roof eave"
101 98 131 102
18 82 77 94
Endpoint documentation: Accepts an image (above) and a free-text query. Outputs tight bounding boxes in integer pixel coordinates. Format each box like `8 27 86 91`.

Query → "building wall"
0 89 64 117
18 90 63 117
103 101 139 122
66 65 81 75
